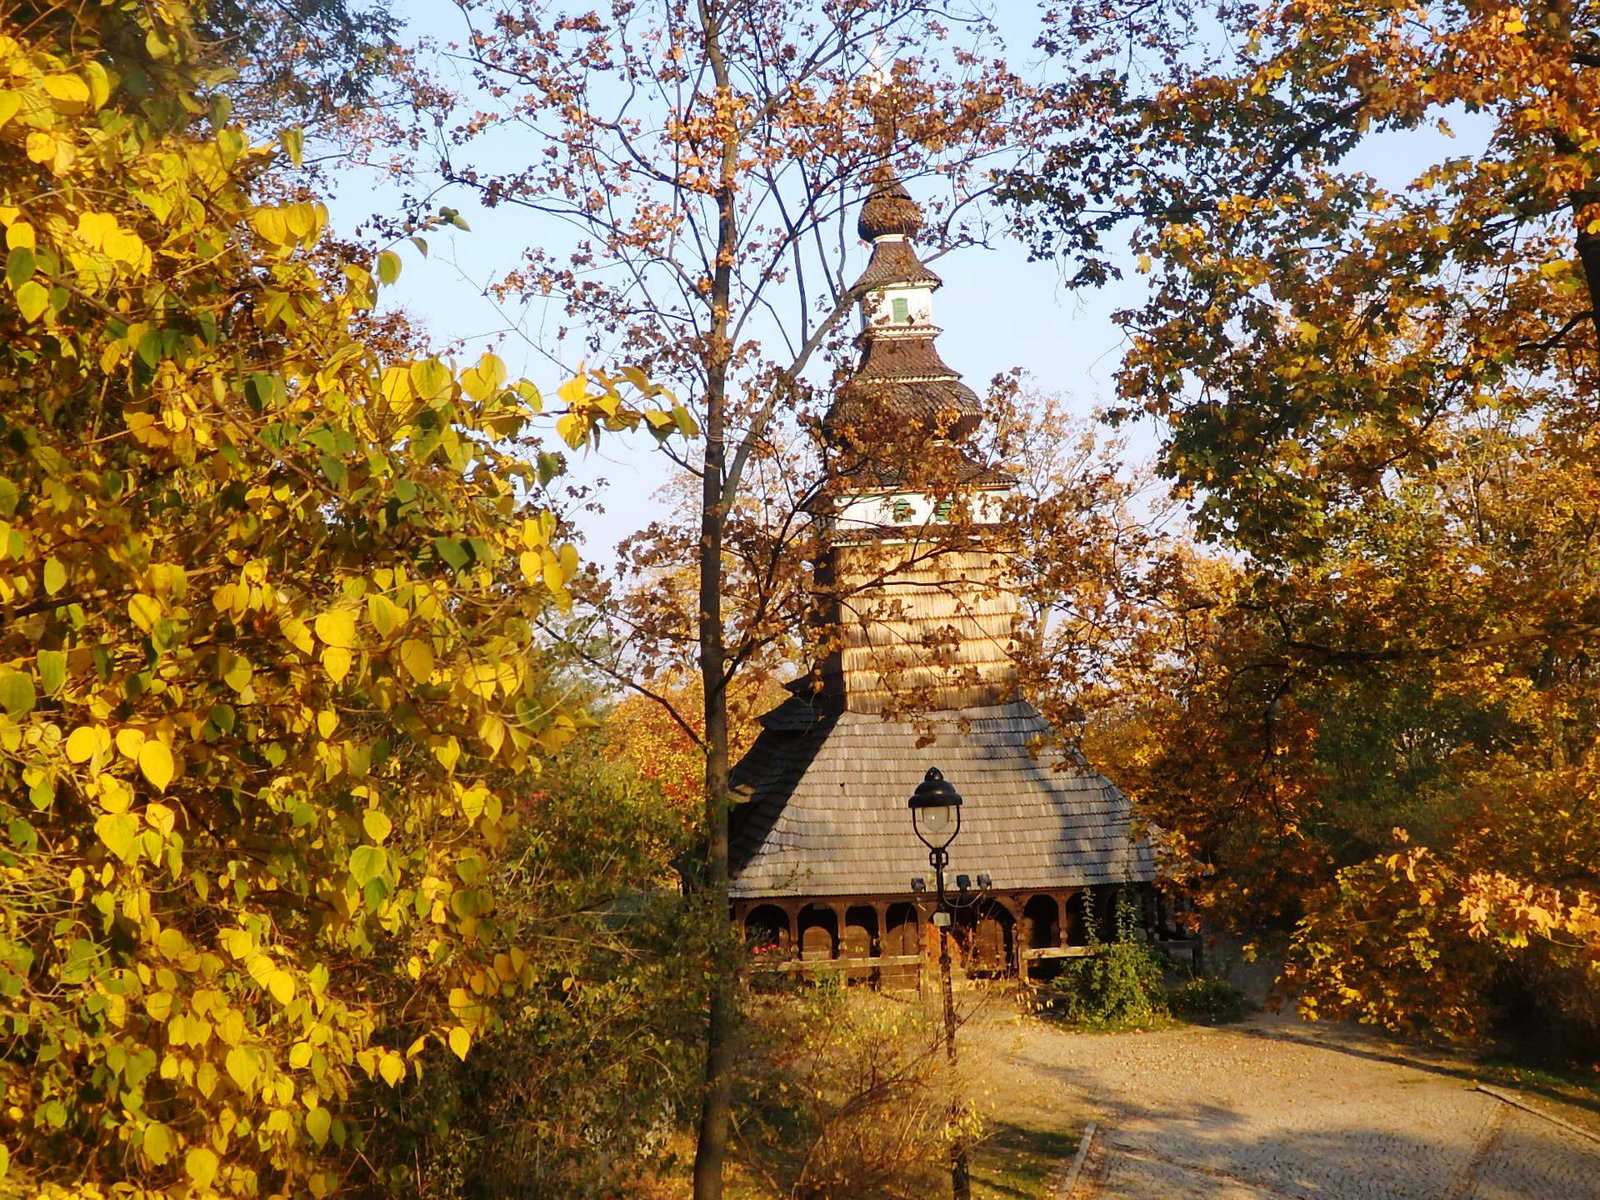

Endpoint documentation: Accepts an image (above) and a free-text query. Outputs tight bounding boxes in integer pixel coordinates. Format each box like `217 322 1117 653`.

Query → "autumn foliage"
1021 0 1600 1040
0 1 687 1193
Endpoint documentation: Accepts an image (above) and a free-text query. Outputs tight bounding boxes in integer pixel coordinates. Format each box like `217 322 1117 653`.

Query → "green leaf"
6 246 35 286
36 650 65 696
433 538 469 570
377 250 401 285
0 670 35 717
306 1106 331 1146
349 844 387 887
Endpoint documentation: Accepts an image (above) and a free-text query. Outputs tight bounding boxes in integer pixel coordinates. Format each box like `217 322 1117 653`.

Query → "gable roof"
729 698 1154 899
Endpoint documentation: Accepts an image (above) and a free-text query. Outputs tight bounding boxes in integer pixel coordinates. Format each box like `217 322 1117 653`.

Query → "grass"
969 1124 1083 1200
1477 1047 1600 1129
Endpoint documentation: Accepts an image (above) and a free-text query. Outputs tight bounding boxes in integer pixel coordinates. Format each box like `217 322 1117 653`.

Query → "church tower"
816 175 1021 715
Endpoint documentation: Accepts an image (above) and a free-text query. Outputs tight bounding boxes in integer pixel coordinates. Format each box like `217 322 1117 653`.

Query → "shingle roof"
859 177 924 241
728 700 1155 899
850 239 943 292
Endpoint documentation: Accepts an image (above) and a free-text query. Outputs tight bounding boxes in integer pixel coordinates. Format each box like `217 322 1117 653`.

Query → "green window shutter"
891 296 909 322
935 500 953 521
892 499 914 523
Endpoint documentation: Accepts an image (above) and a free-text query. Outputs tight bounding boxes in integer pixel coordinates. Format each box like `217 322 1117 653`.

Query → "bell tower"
817 176 1021 715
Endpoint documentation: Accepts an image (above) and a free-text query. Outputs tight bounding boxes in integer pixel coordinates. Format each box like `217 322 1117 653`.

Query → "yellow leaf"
316 709 339 738
378 1051 406 1087
42 74 90 112
249 206 289 245
115 728 146 759
95 811 140 862
15 280 47 323
145 991 173 1021
267 969 294 1006
289 1042 313 1069
98 776 132 814
25 130 55 164
379 366 414 413
362 810 392 844
65 725 99 764
224 1046 258 1091
84 60 110 109
367 593 406 638
222 653 253 692
5 222 35 250
280 616 313 654
479 713 505 757
449 1026 471 1060
314 608 356 648
138 741 175 792
221 929 253 960
322 645 353 685
186 1146 219 1189
143 1121 172 1166
128 593 162 633
398 637 434 684
145 802 175 834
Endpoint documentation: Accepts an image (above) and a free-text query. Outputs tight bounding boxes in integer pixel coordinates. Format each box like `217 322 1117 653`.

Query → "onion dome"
828 178 983 447
857 175 924 241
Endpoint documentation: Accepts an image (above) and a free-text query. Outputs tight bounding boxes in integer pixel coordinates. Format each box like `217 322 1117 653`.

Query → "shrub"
1168 975 1249 1025
1048 890 1168 1027
734 986 979 1200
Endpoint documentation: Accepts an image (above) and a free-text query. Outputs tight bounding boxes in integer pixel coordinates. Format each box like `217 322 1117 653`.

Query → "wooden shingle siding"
833 544 1020 713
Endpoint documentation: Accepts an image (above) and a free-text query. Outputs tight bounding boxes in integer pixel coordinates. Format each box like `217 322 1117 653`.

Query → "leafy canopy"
0 0 683 1193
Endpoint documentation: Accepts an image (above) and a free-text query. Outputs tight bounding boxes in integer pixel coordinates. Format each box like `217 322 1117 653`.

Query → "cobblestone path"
967 1006 1600 1199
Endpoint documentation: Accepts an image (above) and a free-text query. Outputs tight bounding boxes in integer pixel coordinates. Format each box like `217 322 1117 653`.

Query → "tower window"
891 296 909 322
891 499 914 523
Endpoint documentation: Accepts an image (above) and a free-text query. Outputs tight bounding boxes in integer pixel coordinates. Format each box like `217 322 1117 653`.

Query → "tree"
416 3 1030 1189
1011 0 1600 1039
0 1 684 1192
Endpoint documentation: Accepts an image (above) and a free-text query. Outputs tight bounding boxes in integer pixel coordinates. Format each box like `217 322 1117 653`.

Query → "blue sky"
329 0 1483 561
327 0 1156 560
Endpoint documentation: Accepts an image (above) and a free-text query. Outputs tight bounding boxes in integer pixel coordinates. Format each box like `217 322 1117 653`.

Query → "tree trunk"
692 1 737 1194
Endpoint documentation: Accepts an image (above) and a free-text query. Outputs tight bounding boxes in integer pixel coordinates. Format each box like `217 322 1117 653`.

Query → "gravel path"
964 1003 1600 1199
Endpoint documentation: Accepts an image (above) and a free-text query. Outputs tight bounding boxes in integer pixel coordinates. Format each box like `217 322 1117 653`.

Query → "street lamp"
909 767 971 1200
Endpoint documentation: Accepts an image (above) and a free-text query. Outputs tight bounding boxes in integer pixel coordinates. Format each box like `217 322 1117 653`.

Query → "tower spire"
824 177 984 448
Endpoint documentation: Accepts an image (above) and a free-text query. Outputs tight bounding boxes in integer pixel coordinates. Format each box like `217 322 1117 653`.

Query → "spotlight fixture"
910 877 926 893
955 873 972 891
976 872 993 889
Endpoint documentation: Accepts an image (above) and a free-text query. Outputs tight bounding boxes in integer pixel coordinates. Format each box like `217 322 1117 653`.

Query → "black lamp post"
909 767 971 1200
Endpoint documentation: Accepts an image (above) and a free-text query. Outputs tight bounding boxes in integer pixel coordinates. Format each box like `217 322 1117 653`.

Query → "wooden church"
728 178 1155 981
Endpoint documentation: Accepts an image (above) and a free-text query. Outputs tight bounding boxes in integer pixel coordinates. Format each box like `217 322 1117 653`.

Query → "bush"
1047 890 1169 1027
734 985 979 1200
1168 975 1249 1025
